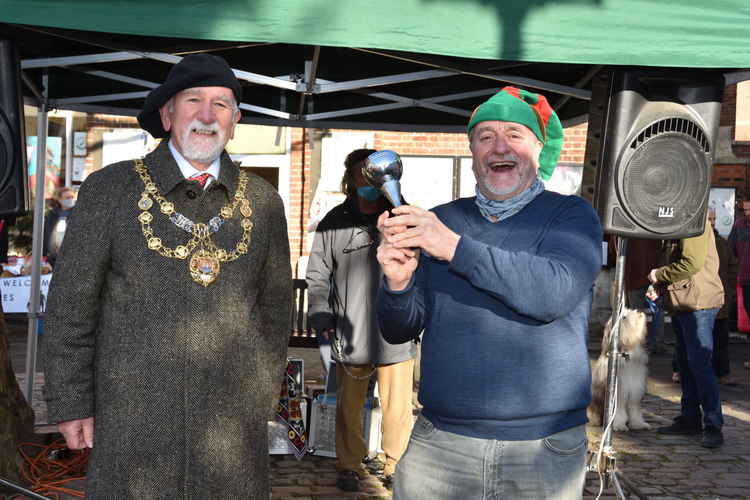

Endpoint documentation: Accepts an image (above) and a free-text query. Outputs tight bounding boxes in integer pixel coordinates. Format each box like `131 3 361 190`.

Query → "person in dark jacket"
709 208 737 384
306 149 416 492
376 87 602 499
42 54 292 499
42 186 76 267
727 199 750 371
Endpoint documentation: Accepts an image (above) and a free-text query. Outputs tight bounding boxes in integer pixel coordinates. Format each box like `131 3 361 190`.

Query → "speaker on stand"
594 70 723 240
0 39 30 217
588 69 724 500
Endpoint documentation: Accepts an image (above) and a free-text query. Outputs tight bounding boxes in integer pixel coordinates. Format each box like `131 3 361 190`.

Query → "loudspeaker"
593 70 723 239
0 39 29 216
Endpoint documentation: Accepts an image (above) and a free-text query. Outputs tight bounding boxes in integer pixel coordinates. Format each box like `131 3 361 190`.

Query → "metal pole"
602 237 627 435
597 237 650 500
23 71 49 402
64 110 73 187
0 476 51 500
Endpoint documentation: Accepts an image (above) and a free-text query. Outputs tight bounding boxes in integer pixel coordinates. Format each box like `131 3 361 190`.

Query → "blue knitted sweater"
377 191 603 440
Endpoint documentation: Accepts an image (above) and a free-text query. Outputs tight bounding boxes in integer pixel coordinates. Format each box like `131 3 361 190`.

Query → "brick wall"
712 164 746 193
370 123 590 162
721 84 737 127
288 128 312 271
561 123 588 164
718 83 750 200
373 131 471 156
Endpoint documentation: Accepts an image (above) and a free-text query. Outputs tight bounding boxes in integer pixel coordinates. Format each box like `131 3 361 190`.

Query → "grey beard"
179 124 225 164
479 177 520 197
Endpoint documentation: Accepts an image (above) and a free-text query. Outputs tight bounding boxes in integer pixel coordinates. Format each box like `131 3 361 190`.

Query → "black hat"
137 54 242 138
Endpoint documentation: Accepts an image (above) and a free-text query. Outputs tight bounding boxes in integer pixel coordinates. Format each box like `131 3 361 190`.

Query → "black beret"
137 54 242 138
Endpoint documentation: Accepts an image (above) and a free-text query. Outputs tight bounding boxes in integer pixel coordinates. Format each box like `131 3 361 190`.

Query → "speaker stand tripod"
587 237 650 500
0 476 50 499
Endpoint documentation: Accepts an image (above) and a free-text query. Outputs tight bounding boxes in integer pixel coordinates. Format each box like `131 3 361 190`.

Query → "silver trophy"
362 150 404 207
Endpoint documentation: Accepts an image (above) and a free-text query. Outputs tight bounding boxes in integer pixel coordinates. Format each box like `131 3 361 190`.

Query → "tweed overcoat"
42 141 292 499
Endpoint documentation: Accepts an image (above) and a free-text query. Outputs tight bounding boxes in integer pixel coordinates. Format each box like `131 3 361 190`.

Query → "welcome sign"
0 274 52 313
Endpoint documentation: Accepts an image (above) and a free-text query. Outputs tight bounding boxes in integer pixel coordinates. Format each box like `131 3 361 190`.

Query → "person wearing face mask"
42 186 76 267
306 149 417 492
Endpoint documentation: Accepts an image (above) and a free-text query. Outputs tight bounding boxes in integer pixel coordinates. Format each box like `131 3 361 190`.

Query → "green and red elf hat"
467 86 563 181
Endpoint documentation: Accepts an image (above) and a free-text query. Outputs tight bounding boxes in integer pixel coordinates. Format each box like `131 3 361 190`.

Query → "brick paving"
8 323 750 499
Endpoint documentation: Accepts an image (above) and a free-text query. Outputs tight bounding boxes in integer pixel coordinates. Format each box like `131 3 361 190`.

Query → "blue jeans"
393 415 587 500
672 309 723 430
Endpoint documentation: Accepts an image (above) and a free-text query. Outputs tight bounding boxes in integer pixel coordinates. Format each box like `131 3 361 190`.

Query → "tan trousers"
335 359 415 476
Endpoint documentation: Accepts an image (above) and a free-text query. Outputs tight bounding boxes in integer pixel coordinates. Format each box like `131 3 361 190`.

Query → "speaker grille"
620 128 709 235
629 117 710 153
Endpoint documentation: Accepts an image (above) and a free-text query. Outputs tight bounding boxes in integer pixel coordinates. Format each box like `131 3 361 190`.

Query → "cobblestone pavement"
266 396 750 500
9 326 750 499
269 343 750 500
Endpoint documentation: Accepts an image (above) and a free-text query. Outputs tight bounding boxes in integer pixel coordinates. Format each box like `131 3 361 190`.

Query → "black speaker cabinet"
0 39 29 216
593 70 723 239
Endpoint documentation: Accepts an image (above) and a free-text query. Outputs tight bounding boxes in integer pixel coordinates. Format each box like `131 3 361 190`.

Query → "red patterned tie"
189 172 213 189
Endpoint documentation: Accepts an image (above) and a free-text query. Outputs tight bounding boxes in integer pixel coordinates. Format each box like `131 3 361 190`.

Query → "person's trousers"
335 360 415 476
741 284 750 319
393 415 587 500
672 309 723 430
672 317 730 378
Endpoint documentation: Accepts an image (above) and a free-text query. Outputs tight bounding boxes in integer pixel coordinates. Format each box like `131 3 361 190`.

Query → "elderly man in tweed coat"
42 54 292 499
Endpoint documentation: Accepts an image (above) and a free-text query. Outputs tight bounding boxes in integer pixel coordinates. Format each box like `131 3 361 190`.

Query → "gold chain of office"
133 158 254 286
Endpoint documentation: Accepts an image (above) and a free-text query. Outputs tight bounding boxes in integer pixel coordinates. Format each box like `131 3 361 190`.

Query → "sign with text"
0 274 52 313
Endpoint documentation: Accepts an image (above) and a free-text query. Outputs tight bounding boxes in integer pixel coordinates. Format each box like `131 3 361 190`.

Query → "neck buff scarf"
474 177 545 222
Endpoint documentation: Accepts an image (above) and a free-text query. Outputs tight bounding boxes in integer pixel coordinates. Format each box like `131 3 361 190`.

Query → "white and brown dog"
588 308 651 431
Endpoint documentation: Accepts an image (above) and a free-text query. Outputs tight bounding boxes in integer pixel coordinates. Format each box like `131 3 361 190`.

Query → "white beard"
178 120 225 164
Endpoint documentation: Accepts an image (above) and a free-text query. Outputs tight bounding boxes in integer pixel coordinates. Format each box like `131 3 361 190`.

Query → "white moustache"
189 120 220 135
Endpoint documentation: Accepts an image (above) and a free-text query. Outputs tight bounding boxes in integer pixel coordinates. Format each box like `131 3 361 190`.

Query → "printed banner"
0 274 52 313
275 358 307 459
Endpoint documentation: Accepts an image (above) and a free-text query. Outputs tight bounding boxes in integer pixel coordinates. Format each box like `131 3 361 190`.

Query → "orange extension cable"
14 438 89 499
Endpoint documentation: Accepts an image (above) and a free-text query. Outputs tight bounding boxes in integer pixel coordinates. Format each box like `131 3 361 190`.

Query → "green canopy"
1 0 748 130
3 0 750 67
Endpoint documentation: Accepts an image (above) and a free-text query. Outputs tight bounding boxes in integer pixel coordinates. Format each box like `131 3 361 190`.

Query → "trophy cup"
362 150 404 207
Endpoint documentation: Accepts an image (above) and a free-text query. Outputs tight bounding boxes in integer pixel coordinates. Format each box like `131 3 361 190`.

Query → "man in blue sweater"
375 87 603 499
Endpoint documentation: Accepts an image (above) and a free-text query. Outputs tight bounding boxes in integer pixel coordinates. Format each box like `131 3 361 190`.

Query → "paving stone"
271 477 297 486
698 453 739 461
714 487 750 498
637 487 669 495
